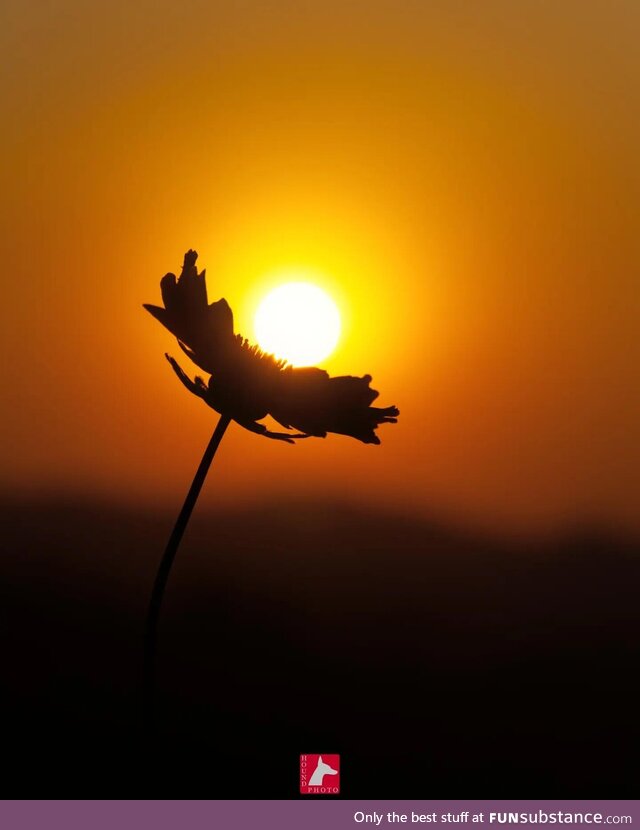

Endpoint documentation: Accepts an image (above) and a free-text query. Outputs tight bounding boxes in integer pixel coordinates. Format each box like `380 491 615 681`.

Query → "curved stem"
142 414 231 735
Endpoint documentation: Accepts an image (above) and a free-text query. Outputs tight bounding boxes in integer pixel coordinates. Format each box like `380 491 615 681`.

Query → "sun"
254 282 341 366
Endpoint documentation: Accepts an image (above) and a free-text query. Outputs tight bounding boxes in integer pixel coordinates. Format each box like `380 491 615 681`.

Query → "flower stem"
142 413 231 736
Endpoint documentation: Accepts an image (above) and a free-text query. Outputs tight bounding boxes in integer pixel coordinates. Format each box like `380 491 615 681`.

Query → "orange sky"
1 0 638 532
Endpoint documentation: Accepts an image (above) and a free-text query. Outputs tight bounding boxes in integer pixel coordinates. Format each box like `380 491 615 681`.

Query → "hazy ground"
1 497 638 797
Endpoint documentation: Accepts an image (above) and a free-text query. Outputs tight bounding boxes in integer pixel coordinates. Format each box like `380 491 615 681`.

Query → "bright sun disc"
254 282 341 366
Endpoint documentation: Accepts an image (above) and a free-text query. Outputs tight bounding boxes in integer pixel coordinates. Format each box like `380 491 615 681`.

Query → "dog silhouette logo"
300 754 340 794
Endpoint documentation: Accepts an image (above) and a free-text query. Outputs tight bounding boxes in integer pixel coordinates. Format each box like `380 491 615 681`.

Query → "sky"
1 0 638 532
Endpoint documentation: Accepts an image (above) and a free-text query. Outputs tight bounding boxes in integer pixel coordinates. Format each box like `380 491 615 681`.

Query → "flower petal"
160 273 177 308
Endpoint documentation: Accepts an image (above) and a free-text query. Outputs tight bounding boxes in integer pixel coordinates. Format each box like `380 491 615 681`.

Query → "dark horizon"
5 483 640 543
2 495 638 796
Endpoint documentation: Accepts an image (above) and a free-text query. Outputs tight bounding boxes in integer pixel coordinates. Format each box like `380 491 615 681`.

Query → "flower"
144 250 399 444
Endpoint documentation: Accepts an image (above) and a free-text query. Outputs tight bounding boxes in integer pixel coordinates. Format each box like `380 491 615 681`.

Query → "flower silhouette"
144 250 399 444
142 249 399 735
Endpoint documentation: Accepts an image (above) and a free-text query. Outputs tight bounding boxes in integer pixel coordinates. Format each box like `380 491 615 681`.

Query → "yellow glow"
254 282 341 366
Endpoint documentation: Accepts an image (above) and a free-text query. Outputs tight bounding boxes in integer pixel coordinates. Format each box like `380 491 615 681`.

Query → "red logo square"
300 754 340 794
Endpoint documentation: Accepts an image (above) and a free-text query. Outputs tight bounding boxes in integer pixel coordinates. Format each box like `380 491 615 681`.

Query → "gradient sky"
2 0 638 532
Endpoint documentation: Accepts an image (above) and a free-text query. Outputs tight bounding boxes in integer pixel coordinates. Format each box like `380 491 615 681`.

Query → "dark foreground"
1 497 638 797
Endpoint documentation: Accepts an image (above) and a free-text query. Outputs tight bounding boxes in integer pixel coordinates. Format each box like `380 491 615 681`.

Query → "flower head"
145 250 399 444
